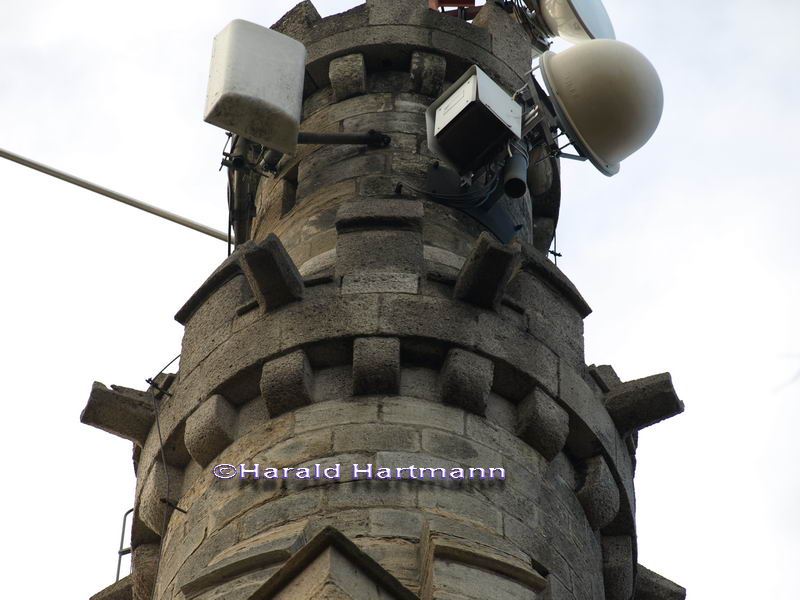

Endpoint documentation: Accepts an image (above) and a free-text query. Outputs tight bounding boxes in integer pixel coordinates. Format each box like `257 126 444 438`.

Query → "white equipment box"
426 65 522 174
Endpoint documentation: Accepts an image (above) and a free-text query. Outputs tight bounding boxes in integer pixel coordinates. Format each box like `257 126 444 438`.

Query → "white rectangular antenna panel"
204 20 307 155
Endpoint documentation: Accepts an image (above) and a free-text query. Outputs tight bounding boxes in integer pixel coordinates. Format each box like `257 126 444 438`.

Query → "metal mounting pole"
116 508 134 582
0 147 228 242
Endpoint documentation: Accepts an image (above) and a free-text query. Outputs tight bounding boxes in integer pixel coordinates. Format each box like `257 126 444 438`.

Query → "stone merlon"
174 242 251 325
605 373 685 435
238 233 305 313
635 564 687 600
454 232 521 311
80 382 154 446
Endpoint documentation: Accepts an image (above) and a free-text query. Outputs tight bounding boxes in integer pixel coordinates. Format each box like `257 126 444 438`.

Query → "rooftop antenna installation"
203 20 394 247
419 0 662 243
535 0 616 42
201 2 661 248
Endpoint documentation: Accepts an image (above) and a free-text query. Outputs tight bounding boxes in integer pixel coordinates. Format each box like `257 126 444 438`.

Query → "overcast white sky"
1 1 797 598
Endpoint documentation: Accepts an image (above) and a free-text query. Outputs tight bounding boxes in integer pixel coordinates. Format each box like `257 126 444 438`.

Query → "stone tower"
83 1 686 599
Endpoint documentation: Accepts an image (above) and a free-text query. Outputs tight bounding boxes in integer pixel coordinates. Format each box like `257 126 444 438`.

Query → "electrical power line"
0 147 227 242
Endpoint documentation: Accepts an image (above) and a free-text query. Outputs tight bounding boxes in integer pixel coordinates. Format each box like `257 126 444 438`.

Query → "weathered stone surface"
300 510 369 543
297 150 385 198
603 536 634 600
427 515 531 567
181 524 306 597
352 337 401 395
334 200 425 280
271 178 298 218
335 537 420 590
380 397 464 433
335 199 424 233
422 429 502 467
303 92 398 134
183 566 279 600
510 267 585 368
90 576 132 600
327 478 418 510
156 519 206 595
367 0 428 26
156 420 192 469
515 240 592 318
635 565 686 600
605 373 684 435
337 230 423 275
178 275 246 378
260 350 314 417
453 232 521 311
301 5 369 47
471 1 534 76
139 462 184 536
300 250 337 278
544 575 575 600
531 217 556 255
423 533 548 595
238 234 304 313
529 147 560 248
132 543 159 600
428 559 541 600
410 50 446 97
517 387 570 461
237 396 272 436
293 400 378 434
329 53 367 102
418 486 503 533
173 526 236 592
589 364 623 394
369 508 424 539
341 272 419 295
241 490 325 534
271 0 322 40
440 348 493 416
334 424 419 453
131 504 160 547
558 362 637 537
251 527 418 599
424 245 465 271
185 394 237 467
577 455 620 530
80 382 154 446
174 244 248 325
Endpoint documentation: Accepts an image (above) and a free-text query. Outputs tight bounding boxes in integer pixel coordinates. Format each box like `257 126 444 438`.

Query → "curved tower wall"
83 2 685 600
250 0 537 273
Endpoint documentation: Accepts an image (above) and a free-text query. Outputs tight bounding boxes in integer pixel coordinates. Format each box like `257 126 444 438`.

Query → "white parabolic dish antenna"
540 39 664 176
538 0 615 43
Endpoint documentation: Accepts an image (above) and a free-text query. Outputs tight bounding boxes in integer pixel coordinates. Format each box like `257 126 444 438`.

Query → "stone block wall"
250 0 535 275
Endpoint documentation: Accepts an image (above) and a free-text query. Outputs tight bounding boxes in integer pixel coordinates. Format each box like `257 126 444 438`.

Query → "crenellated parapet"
84 209 683 599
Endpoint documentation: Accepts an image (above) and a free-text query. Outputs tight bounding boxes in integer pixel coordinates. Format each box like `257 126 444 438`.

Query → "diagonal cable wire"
143 353 180 600
0 147 228 243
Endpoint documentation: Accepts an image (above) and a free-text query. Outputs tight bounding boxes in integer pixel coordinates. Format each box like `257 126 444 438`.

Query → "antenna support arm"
297 130 391 148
